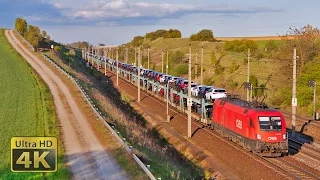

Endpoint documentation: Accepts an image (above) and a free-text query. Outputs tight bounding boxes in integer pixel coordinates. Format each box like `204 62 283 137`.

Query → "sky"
1 0 319 45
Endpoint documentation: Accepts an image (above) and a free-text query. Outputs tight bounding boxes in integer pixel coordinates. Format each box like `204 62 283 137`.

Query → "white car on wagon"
205 88 227 101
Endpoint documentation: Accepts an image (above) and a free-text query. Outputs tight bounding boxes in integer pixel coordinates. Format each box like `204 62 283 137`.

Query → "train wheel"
245 144 252 151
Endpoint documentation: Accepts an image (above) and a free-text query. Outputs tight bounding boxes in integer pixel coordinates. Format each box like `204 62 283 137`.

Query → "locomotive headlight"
257 134 261 140
282 134 286 140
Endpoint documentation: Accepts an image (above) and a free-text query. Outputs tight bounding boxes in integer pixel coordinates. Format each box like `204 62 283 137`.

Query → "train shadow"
299 119 313 134
286 128 314 156
170 112 180 121
192 126 204 137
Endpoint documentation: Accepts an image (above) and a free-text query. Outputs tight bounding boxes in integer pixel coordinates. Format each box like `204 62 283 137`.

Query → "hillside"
124 38 280 96
119 36 319 117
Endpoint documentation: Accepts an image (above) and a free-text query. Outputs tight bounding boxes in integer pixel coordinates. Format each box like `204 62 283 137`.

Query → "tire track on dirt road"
6 30 128 180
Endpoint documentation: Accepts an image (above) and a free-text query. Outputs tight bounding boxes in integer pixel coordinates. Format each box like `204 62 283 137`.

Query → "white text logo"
236 119 242 129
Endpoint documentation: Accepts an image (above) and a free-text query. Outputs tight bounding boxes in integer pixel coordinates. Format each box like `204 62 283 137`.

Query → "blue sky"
1 0 318 45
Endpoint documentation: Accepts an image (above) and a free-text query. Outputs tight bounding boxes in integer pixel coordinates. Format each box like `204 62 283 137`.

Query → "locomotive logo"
236 119 242 129
268 137 277 140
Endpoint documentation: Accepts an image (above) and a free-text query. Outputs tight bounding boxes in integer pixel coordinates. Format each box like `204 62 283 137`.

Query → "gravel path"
6 30 128 180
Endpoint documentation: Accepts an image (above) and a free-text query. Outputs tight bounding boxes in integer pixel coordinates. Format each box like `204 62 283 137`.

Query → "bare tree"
279 24 320 71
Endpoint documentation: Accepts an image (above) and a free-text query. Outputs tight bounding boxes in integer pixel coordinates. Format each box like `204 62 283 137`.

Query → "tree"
131 36 144 47
41 30 51 44
45 35 51 44
279 24 320 71
67 41 89 49
198 29 214 41
68 57 74 67
145 29 182 40
171 29 182 38
170 51 185 63
265 40 278 58
41 30 47 38
190 29 215 41
24 25 40 48
24 25 44 49
54 46 61 52
190 33 200 41
69 49 76 57
165 29 182 38
224 39 258 54
265 40 277 52
153 29 167 39
15 18 27 36
33 26 42 42
243 40 258 53
249 75 259 99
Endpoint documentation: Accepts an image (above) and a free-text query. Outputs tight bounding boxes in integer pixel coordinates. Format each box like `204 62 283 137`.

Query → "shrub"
229 61 240 73
224 39 258 53
89 68 94 75
145 29 182 40
170 51 185 63
190 29 216 42
173 64 188 76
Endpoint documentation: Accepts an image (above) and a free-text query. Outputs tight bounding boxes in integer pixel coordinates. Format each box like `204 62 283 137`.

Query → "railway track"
88 58 320 179
105 69 320 179
289 138 320 159
265 157 320 180
282 111 320 130
191 120 320 180
289 137 320 173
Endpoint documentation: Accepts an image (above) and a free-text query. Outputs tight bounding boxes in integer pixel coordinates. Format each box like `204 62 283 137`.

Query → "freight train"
85 53 288 157
209 96 288 157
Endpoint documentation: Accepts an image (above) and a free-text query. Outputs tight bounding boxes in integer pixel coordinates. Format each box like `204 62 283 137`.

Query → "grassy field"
215 35 286 41
0 29 70 179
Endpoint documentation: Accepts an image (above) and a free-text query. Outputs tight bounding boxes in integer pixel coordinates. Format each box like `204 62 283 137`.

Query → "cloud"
28 0 282 26
53 2 64 9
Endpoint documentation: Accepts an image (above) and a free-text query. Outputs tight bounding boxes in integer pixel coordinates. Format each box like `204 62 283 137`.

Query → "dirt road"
5 30 128 180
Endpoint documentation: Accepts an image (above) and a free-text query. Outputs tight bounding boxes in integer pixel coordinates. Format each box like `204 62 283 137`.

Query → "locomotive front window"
259 116 282 131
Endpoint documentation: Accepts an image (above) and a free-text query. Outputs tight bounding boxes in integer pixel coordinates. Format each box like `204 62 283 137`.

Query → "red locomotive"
210 96 288 157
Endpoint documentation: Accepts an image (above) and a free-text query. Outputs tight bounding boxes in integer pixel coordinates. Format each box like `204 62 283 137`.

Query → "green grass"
132 38 286 102
254 40 284 50
0 29 70 179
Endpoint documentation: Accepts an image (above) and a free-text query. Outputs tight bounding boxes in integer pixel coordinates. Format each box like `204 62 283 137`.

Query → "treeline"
190 29 216 42
66 41 90 49
146 29 182 40
15 18 50 49
130 29 181 47
130 28 218 46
